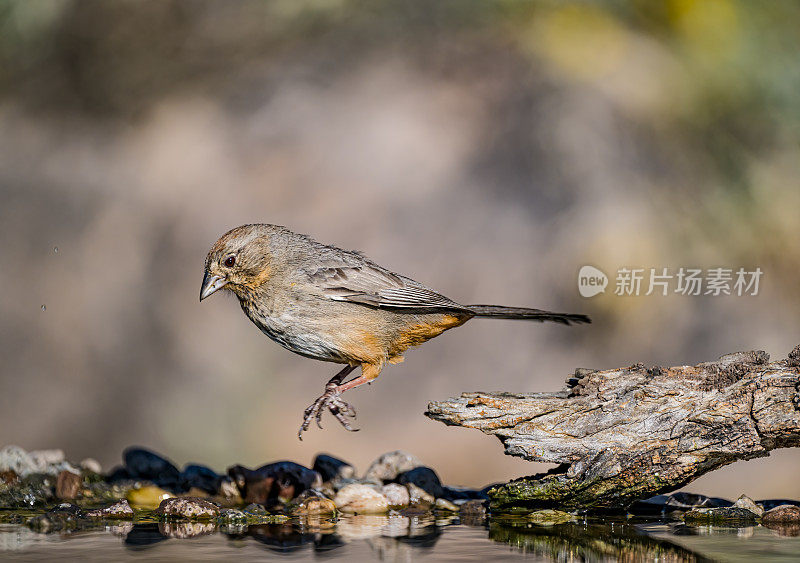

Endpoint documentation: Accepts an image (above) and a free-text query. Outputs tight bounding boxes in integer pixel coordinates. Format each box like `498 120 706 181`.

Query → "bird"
200 224 590 439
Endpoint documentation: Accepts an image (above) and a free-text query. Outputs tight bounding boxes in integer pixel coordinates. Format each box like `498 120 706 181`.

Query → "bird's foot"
298 383 358 440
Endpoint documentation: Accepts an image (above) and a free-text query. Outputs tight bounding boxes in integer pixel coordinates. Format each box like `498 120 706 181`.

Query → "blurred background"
1 0 799 499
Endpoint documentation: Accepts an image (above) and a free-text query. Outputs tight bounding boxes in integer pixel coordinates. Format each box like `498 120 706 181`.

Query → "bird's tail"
467 304 591 326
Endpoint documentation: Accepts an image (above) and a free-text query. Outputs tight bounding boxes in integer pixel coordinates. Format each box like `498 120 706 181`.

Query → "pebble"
313 454 355 482
123 448 181 490
85 499 135 519
435 498 459 512
290 490 337 515
381 483 410 508
684 506 757 524
227 461 321 505
0 446 77 477
55 470 82 500
333 483 389 514
406 483 434 508
363 451 423 482
397 467 444 498
80 458 103 474
762 504 800 523
460 499 487 517
179 464 222 495
734 494 764 517
126 485 173 509
154 497 220 520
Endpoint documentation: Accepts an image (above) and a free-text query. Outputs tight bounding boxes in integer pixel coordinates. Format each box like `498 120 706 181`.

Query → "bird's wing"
304 258 465 311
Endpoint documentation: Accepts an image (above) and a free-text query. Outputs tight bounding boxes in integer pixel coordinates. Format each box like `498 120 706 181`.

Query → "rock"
217 478 242 503
381 483 410 508
363 451 423 482
333 483 389 514
0 474 54 508
406 483 434 508
734 494 764 517
243 502 269 516
123 447 181 490
290 490 337 515
758 499 800 511
441 486 487 501
762 504 800 523
29 450 65 469
155 497 220 520
313 454 355 482
460 499 487 517
0 470 18 485
85 499 135 519
684 506 757 524
55 470 82 500
179 464 222 495
435 498 459 511
80 458 102 474
527 509 574 525
397 467 444 498
218 508 248 523
0 446 39 476
227 461 321 504
126 485 173 509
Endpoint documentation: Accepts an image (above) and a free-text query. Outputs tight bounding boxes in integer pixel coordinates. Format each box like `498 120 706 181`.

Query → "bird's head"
200 224 275 301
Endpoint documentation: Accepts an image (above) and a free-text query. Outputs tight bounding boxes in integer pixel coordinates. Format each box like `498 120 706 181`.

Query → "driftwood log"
426 346 800 510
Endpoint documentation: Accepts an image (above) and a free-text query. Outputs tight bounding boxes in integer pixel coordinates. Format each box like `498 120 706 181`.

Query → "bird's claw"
298 385 358 440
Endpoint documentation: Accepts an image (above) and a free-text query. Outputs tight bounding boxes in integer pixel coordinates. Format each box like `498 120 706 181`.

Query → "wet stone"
758 499 800 511
313 454 355 483
154 497 220 520
127 485 174 509
85 499 135 519
684 506 757 524
460 499 487 516
363 451 423 483
381 483 410 508
290 490 337 515
406 483 435 508
333 483 389 514
397 467 444 498
762 504 800 523
435 498 459 512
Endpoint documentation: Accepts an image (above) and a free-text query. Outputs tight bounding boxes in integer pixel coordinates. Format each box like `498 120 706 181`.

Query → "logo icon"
578 265 608 298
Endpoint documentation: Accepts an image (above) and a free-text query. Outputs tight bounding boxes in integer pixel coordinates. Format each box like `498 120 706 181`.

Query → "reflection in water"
489 519 713 562
6 513 800 560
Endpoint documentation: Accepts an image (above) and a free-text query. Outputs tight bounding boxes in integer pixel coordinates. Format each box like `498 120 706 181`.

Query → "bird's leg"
298 364 358 439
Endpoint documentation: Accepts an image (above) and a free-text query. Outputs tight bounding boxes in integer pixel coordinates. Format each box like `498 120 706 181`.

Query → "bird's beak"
200 272 227 301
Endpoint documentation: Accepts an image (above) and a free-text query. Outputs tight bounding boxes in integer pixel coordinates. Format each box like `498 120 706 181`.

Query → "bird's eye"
223 255 236 268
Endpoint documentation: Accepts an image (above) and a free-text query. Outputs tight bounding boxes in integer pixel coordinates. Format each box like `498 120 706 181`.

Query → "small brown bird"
201 224 590 439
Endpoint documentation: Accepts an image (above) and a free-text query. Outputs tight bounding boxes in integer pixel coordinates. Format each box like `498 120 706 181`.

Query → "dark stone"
441 486 488 502
460 499 488 517
758 499 800 511
312 454 353 482
227 461 319 505
668 492 732 509
397 467 444 498
123 448 180 490
179 464 222 495
106 465 132 483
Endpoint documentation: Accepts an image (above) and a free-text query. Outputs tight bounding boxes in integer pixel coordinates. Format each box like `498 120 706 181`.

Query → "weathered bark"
426 346 800 510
